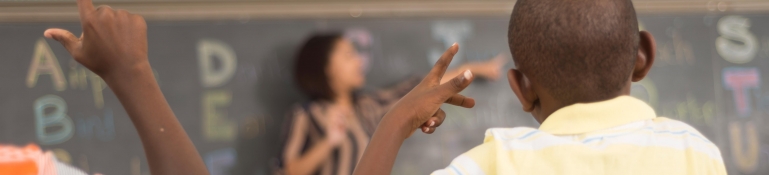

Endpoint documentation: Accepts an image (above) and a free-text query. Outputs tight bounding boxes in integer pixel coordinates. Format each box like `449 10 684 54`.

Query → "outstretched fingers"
421 69 475 135
433 70 474 102
77 0 96 21
45 0 96 57
424 43 459 84
445 94 475 108
43 28 81 57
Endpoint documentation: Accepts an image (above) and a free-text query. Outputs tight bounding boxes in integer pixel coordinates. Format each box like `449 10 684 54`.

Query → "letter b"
34 95 74 145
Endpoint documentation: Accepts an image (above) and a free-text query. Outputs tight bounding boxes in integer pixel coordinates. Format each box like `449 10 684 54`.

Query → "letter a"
27 38 67 91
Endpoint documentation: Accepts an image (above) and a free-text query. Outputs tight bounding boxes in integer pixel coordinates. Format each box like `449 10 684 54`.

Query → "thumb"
434 69 474 98
44 28 81 54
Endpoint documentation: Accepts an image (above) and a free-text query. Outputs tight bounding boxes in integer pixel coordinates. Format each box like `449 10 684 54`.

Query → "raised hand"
44 0 147 78
389 43 476 138
353 43 476 175
43 0 208 174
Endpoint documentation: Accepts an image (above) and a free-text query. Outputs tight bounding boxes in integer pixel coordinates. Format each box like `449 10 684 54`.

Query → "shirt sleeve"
431 141 499 175
282 106 312 163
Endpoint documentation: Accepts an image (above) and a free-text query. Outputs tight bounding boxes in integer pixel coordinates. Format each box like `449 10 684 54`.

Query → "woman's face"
327 38 365 91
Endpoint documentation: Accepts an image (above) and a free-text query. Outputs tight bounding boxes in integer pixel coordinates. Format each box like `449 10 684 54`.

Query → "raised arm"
373 53 505 106
353 43 476 175
441 53 507 84
43 0 207 174
362 54 505 126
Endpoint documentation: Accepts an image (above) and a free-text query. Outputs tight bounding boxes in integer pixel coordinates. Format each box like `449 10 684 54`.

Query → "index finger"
77 0 96 20
425 43 459 82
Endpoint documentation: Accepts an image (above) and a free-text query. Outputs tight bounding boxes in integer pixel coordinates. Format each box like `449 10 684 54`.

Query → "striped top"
282 76 421 175
432 96 726 175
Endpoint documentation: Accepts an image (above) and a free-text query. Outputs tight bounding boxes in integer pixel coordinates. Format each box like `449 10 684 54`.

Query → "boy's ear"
508 69 537 112
632 31 656 82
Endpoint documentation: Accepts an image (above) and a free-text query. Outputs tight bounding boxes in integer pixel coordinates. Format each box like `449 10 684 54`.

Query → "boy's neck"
533 93 564 123
535 85 631 124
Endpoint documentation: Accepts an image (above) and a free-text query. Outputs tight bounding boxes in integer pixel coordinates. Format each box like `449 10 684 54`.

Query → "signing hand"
391 43 476 138
353 44 475 175
44 0 148 79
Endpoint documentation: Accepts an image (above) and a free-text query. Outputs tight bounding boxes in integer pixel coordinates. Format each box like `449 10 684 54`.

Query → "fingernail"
452 42 457 47
425 127 431 132
464 70 473 80
429 121 435 127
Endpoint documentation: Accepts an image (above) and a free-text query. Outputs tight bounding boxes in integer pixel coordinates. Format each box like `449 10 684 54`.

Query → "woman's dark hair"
294 32 344 101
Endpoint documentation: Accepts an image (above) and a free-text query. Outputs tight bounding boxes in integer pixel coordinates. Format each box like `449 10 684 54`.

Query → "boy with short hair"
353 0 727 174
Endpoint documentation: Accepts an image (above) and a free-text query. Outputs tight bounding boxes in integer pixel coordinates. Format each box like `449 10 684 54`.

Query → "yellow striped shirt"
432 96 726 175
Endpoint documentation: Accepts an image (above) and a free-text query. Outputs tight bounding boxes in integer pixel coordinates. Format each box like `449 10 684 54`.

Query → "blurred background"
2 0 769 174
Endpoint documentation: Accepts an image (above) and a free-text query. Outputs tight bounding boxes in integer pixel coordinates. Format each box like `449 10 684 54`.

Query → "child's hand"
43 0 148 79
42 2 209 174
387 43 476 138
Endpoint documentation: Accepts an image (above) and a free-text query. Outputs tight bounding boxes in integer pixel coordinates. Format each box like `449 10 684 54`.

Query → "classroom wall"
2 3 769 175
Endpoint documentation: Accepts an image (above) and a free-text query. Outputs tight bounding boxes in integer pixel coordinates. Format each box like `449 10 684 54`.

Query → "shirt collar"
538 96 656 135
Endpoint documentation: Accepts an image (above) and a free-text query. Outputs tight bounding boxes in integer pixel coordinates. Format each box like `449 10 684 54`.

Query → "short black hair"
508 0 639 104
294 32 343 101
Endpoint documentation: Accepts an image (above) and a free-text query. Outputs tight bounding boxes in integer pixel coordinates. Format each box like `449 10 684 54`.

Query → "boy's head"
506 0 656 123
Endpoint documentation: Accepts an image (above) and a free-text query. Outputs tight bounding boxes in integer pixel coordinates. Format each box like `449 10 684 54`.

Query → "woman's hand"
325 113 347 146
439 53 507 85
464 53 507 81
